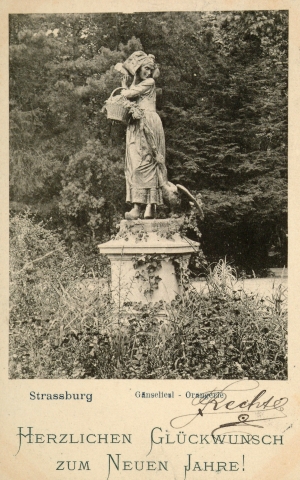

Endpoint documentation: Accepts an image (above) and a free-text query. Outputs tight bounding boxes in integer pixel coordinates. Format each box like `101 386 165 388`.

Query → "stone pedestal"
98 218 199 305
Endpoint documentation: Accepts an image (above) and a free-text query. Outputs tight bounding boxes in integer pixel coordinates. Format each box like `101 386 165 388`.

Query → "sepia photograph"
9 10 288 380
3 1 300 479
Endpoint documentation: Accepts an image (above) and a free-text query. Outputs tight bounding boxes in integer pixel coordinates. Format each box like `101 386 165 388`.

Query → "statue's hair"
152 66 160 79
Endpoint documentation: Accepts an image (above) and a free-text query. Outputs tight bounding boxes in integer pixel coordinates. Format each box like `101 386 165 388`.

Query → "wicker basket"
105 87 129 124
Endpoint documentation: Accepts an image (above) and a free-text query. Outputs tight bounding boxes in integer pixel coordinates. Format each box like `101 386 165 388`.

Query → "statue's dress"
121 78 166 205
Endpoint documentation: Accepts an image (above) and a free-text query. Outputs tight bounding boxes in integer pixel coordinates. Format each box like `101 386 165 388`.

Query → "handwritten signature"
170 380 288 435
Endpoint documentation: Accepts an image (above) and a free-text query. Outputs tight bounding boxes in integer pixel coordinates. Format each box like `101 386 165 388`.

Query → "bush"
9 215 287 381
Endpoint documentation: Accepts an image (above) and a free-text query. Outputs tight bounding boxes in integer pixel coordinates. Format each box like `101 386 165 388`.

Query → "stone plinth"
98 218 199 305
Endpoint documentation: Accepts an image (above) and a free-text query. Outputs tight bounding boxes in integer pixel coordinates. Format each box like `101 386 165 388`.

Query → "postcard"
1 0 299 479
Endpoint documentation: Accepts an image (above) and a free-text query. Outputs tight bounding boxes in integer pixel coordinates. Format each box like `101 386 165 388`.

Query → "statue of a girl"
117 51 168 220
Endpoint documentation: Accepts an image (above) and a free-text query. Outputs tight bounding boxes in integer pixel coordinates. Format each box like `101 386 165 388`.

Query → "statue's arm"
121 78 155 99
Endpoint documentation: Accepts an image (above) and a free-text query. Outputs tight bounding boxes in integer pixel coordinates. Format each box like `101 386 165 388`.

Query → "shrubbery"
9 214 287 380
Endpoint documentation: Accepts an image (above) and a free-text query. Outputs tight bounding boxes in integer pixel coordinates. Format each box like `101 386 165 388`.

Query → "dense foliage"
9 11 287 271
10 214 287 380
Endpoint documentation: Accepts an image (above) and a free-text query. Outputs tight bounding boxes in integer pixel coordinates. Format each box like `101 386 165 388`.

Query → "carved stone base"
98 218 199 305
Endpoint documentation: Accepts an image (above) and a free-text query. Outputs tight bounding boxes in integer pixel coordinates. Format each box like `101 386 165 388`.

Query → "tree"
59 140 125 240
9 11 288 271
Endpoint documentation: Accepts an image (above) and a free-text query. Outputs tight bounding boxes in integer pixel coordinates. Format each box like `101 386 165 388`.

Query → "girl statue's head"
123 51 159 79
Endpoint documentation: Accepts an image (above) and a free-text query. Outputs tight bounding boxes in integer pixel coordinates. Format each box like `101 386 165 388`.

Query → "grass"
9 214 287 380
